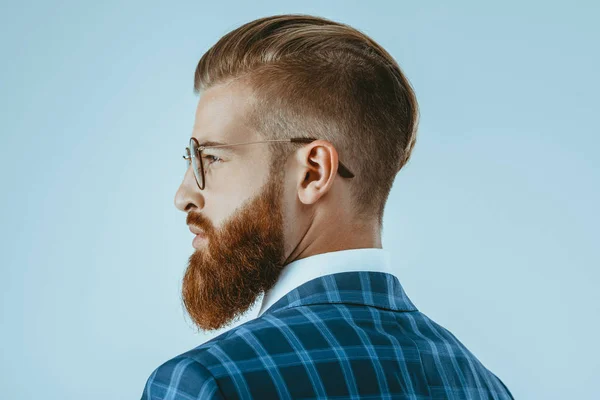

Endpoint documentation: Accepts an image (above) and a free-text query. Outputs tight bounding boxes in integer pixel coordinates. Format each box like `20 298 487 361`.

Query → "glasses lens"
189 139 205 189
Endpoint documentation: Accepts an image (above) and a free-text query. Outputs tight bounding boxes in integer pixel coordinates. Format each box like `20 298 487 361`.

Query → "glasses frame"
183 137 355 190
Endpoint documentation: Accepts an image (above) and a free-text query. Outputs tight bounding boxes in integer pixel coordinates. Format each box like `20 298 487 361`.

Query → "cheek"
207 179 264 228
227 157 267 194
209 193 246 228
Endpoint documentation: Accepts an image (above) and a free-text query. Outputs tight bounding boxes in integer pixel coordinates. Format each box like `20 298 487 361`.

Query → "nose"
174 167 204 212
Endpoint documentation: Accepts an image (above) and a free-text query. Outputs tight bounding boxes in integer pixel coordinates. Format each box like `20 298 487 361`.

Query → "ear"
295 140 339 206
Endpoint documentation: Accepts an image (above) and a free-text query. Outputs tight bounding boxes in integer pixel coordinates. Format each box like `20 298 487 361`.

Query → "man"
141 14 514 399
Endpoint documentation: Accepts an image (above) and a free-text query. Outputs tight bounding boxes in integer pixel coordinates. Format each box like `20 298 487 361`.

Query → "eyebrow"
198 140 227 147
196 140 238 153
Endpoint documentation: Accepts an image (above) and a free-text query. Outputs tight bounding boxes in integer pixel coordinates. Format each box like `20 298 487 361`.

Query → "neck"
283 218 382 266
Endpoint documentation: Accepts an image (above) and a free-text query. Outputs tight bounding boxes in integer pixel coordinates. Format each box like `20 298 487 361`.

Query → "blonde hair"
194 14 419 225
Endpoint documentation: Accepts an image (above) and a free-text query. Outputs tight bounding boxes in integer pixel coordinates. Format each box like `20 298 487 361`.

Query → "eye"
203 154 223 165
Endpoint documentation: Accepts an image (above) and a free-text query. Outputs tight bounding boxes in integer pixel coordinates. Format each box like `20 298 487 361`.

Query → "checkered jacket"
141 271 514 399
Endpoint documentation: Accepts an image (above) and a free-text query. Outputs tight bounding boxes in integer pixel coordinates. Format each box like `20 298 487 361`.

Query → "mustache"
186 211 214 234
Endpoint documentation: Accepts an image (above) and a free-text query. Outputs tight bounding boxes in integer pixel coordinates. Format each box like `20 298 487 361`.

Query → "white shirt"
257 247 394 317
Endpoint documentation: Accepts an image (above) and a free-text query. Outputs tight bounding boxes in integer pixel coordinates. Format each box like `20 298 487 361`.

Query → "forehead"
191 81 259 147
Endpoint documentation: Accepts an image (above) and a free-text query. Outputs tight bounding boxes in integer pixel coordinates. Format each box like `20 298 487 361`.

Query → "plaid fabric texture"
141 271 514 399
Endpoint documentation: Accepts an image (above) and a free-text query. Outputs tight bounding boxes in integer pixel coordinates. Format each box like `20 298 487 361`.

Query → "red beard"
182 169 286 331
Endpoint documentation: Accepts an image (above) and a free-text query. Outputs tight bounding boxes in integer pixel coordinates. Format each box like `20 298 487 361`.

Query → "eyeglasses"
183 137 355 190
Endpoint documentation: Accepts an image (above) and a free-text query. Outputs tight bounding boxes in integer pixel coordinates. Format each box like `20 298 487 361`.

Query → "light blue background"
1 1 598 399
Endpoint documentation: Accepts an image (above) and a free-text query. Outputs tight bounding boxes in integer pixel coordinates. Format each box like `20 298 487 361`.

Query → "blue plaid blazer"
141 271 514 399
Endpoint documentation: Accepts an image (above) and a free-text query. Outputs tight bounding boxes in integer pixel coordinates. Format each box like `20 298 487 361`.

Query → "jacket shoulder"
141 355 225 399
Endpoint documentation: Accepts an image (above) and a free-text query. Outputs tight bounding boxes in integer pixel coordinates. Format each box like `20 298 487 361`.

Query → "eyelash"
203 154 222 165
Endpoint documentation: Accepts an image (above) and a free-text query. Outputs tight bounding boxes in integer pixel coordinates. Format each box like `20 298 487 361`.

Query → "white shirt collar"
257 247 393 317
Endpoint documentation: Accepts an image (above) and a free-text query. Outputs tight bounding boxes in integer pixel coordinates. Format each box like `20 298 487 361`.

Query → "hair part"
194 14 419 226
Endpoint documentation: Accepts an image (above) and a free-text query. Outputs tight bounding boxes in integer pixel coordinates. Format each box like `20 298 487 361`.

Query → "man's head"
174 14 419 331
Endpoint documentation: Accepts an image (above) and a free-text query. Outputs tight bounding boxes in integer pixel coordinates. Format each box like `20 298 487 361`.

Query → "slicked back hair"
194 14 419 226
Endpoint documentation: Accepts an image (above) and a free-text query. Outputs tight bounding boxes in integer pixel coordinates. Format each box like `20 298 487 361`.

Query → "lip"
188 225 205 236
192 232 207 248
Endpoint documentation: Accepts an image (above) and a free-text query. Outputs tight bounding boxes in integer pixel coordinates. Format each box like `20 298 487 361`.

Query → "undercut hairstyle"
194 14 419 226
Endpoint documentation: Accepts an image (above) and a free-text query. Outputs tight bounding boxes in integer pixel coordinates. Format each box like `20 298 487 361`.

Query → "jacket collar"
262 270 418 316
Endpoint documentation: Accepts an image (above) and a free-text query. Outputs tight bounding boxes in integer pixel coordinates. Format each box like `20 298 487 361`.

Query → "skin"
174 80 382 331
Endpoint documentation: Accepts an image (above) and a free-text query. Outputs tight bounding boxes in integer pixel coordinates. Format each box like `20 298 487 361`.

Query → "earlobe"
298 183 320 206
